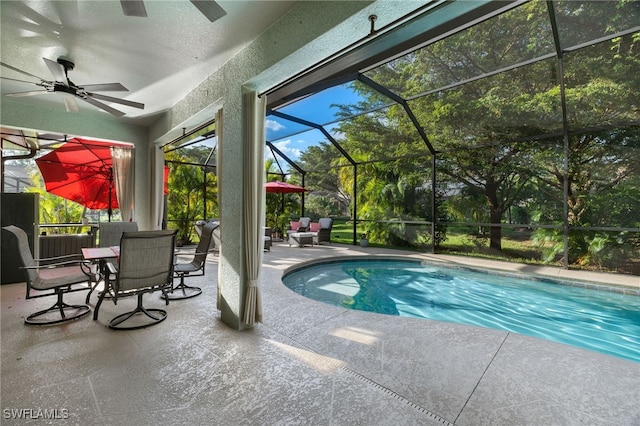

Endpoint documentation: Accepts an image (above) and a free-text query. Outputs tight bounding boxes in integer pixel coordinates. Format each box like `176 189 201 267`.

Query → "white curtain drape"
111 146 135 222
242 90 266 325
152 146 166 229
216 108 224 310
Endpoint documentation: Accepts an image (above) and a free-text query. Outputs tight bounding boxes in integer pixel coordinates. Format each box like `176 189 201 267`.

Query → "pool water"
282 259 640 363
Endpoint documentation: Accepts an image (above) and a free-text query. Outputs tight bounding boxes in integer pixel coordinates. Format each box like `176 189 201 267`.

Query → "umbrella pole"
108 170 113 222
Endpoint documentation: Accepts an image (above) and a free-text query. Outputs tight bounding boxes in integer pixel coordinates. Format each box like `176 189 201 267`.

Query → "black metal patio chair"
93 230 176 330
166 221 219 300
3 225 92 325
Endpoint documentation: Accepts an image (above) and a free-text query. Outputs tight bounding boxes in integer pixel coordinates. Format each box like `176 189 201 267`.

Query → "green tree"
299 142 350 216
528 30 640 268
165 149 217 244
340 1 639 261
24 167 86 230
331 104 437 246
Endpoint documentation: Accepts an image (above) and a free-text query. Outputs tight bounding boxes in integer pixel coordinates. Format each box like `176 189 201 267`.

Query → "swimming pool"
282 257 640 363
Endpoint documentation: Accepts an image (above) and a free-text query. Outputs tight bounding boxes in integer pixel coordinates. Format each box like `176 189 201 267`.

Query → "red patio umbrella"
35 138 128 219
265 181 307 228
264 181 306 193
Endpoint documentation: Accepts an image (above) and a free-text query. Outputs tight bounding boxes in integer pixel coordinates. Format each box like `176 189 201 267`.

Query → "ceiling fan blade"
0 61 46 81
1 76 43 85
82 83 128 92
190 0 226 22
121 0 147 17
5 90 51 97
63 97 80 113
81 96 126 117
87 92 144 109
43 57 67 82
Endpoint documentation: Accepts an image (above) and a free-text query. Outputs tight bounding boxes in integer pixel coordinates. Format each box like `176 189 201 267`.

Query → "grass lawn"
329 221 554 266
315 220 638 273
331 222 362 244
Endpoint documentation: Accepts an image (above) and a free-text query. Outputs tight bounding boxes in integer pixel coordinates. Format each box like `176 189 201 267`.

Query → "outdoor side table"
288 232 314 247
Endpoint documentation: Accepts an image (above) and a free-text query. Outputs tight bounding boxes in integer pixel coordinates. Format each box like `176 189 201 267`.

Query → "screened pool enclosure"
165 1 639 274
261 0 640 274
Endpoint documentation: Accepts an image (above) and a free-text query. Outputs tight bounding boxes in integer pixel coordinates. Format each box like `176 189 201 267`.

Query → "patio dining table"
82 246 119 303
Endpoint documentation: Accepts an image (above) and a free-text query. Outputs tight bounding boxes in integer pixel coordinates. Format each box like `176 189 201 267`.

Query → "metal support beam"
358 74 437 155
268 110 357 166
353 164 358 245
431 153 437 254
265 1 522 110
548 1 570 270
266 141 306 175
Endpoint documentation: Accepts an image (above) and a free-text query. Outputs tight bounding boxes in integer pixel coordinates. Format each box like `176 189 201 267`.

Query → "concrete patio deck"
1 242 639 425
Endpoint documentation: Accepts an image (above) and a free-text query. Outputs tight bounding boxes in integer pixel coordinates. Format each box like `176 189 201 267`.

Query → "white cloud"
266 139 302 161
265 119 285 132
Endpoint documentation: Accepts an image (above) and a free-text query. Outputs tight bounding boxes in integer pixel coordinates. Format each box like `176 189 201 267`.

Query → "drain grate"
338 366 454 425
280 332 454 425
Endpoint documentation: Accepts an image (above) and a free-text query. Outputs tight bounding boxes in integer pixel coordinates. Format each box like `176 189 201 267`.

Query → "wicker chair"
287 217 311 234
315 218 333 245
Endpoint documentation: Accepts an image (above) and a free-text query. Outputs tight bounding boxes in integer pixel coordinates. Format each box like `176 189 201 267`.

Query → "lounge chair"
3 225 92 325
94 230 176 330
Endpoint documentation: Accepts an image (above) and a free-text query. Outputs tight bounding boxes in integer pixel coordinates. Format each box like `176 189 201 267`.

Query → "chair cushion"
319 218 333 229
299 217 311 227
309 222 321 232
290 221 301 230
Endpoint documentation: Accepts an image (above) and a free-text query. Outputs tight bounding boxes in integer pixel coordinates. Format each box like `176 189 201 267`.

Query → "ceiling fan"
0 57 144 117
121 0 226 22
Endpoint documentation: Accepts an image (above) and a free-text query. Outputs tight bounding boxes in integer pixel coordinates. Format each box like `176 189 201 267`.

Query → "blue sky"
265 83 364 168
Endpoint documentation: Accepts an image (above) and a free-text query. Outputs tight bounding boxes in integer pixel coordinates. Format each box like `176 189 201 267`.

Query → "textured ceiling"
0 1 297 126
